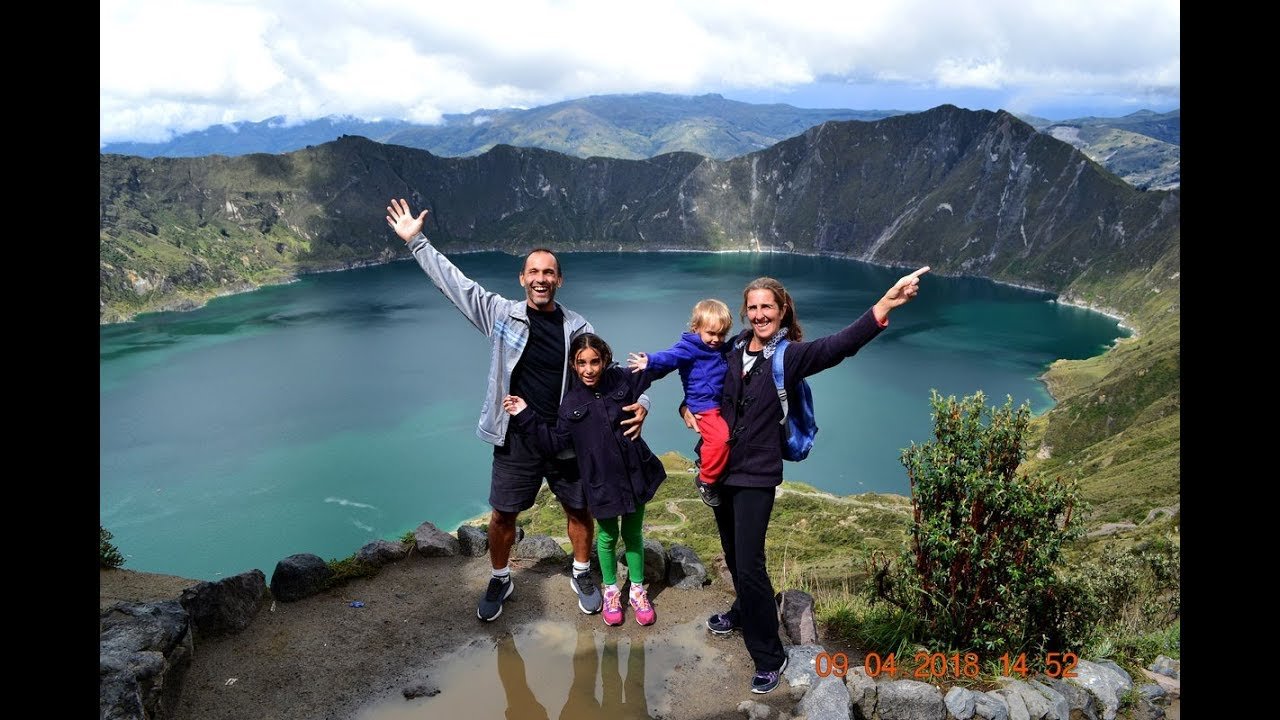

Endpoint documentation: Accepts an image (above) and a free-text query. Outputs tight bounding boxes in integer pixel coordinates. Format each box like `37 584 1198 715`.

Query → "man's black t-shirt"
511 305 566 424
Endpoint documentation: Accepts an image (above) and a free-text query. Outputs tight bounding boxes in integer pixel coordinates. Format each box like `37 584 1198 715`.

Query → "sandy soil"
101 556 817 720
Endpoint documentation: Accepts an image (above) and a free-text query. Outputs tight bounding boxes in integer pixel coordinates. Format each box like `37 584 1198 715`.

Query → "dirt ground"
101 556 819 720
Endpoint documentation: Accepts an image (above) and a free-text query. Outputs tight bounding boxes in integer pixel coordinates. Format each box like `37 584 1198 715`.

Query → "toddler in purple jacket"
627 299 732 508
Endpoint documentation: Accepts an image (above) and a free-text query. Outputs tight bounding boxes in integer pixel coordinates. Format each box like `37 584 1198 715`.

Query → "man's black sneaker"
695 478 721 507
477 577 514 621
706 611 739 635
571 570 603 614
750 656 789 694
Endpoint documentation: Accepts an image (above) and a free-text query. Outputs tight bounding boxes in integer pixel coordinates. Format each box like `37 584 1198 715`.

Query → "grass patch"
519 451 913 593
326 554 379 586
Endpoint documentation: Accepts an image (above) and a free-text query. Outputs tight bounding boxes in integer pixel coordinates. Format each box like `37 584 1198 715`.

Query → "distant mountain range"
1017 109 1180 191
100 93 1179 191
100 93 895 161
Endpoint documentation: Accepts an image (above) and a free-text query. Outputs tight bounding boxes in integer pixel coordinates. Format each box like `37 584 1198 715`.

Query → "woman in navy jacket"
684 267 929 694
504 333 666 626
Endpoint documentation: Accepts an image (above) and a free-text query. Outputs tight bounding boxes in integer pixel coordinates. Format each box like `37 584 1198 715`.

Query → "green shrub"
100 526 125 569
1069 539 1180 664
870 391 1086 658
326 555 378 586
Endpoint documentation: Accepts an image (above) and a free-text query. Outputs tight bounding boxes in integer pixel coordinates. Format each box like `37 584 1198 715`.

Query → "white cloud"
100 0 1180 144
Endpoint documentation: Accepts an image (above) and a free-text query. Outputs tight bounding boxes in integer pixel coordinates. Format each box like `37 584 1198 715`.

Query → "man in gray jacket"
386 198 648 621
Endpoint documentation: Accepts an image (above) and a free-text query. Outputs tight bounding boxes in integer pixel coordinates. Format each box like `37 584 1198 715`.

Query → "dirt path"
646 499 692 534
103 558 807 720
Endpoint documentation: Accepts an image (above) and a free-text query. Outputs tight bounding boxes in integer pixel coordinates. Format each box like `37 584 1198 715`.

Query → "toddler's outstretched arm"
626 352 649 372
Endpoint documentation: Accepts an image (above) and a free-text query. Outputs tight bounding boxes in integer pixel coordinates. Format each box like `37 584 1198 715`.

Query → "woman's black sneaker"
750 656 789 694
705 611 739 634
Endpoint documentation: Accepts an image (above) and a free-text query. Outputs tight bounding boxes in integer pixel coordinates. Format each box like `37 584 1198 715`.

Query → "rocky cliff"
100 105 1178 327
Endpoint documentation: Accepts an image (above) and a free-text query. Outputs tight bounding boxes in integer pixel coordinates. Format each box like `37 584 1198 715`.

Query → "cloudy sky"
100 0 1180 145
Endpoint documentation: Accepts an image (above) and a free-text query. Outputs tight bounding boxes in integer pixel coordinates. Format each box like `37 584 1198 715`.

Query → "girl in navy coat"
502 333 666 626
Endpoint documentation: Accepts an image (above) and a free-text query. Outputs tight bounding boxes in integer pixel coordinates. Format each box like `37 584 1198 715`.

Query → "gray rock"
997 679 1056 720
1072 659 1133 720
414 521 461 557
973 692 1009 720
1148 655 1179 680
620 537 667 583
1138 683 1166 702
456 525 489 557
800 674 852 720
514 534 569 569
945 686 977 719
270 553 334 602
783 644 827 693
1042 677 1098 720
356 539 407 567
665 544 710 588
987 688 1029 720
845 666 878 718
876 679 945 720
99 601 193 720
776 589 819 645
646 538 669 583
1028 679 1070 720
179 569 266 636
1094 659 1132 686
100 601 191 657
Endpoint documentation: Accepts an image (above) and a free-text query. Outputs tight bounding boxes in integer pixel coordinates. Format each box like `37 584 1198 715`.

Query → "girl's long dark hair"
568 332 613 373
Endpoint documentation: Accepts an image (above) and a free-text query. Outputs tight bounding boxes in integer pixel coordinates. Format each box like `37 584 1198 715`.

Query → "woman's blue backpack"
770 338 818 461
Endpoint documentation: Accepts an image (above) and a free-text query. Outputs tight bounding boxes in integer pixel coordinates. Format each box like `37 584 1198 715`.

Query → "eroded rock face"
100 600 193 720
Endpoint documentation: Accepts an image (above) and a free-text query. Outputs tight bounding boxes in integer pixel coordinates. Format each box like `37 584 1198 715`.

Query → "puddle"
356 620 713 719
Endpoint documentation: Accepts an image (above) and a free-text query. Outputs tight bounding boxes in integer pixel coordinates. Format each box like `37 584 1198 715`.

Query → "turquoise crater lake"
100 252 1125 580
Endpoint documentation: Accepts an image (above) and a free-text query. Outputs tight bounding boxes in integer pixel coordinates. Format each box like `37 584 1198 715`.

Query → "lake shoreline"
100 246 1135 334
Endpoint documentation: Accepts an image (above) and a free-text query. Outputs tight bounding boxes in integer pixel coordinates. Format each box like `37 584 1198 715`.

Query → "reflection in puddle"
358 620 708 719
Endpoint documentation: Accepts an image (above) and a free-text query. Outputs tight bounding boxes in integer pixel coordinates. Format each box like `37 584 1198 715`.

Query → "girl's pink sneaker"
602 586 624 626
629 584 656 626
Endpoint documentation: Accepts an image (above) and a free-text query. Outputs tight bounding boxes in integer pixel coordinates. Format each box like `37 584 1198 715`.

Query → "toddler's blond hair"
689 299 732 334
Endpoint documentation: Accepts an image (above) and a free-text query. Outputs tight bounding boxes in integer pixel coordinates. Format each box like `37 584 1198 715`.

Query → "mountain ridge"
99 105 1178 332
101 93 1177 190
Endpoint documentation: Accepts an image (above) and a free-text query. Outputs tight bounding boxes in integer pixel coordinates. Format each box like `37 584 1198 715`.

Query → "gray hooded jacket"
408 233 594 446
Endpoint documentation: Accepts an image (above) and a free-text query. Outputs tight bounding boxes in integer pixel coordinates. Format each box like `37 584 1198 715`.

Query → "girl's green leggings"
596 504 646 585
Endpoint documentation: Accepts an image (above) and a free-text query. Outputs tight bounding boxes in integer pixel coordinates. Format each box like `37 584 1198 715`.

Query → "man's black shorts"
490 428 586 513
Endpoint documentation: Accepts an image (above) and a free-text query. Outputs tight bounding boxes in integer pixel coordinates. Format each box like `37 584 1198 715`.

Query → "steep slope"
100 106 1178 325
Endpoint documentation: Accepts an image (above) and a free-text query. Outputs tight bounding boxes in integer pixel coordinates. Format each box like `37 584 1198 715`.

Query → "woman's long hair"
740 277 803 341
